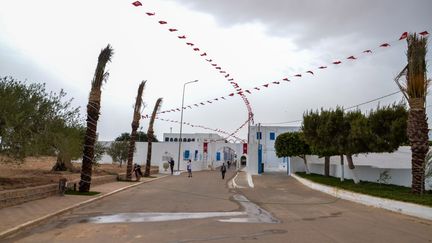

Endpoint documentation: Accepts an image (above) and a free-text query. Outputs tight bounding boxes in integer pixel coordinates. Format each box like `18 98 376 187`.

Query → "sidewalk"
0 174 167 239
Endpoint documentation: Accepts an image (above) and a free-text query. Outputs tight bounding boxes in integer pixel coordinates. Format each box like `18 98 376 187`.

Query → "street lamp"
177 79 199 171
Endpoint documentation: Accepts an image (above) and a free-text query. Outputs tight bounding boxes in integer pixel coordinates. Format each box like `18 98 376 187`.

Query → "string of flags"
154 116 247 143
139 30 429 117
131 0 254 122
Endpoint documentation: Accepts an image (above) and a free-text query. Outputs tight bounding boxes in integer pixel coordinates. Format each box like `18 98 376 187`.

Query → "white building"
247 124 300 174
98 133 246 173
246 125 431 190
162 133 225 143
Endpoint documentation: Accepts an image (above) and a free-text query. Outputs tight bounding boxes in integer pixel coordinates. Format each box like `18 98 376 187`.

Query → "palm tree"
144 98 163 177
394 33 429 194
126 81 146 180
79 45 113 192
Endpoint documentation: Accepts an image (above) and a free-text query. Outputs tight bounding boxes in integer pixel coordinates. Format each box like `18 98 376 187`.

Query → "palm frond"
92 44 114 88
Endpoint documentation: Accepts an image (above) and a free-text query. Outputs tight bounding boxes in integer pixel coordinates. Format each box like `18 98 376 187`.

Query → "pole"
177 80 198 171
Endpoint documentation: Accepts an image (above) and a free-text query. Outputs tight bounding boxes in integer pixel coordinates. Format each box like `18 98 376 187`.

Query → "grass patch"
65 190 101 196
296 172 432 207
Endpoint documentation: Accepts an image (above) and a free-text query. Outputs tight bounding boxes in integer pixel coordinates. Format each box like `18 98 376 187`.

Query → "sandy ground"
0 157 125 191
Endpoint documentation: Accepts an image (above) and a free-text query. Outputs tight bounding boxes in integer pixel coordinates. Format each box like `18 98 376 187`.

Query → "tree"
93 141 106 167
115 131 157 142
394 33 429 194
144 98 163 177
275 132 311 174
126 81 146 181
107 141 129 167
79 45 113 192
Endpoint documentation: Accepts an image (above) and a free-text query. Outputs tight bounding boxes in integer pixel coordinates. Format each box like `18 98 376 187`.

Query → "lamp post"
177 80 198 171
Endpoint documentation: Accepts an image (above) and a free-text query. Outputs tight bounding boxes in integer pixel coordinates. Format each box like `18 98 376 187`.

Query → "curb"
291 174 432 221
0 175 167 240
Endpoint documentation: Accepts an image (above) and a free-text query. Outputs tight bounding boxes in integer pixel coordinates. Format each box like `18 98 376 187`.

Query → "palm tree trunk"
408 98 428 194
145 98 163 177
324 156 330 176
52 153 76 172
79 45 113 192
126 81 146 181
346 154 360 184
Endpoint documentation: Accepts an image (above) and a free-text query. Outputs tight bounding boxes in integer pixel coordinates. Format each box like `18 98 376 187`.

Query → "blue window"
269 132 275 140
183 150 190 160
256 132 262 140
216 152 221 161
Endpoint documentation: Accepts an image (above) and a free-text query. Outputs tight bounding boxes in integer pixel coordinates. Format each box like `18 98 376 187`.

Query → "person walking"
220 162 227 180
169 158 175 175
227 160 231 169
187 160 192 178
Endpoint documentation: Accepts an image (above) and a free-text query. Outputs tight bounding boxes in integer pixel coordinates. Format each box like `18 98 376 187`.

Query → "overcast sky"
0 0 431 141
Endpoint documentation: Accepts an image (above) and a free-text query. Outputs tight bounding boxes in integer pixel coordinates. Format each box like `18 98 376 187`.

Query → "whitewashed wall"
98 141 243 173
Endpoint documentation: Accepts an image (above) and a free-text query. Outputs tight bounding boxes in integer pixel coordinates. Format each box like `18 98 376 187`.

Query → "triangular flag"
178 35 186 39
206 59 212 62
399 32 408 40
159 21 167 24
193 48 200 51
132 1 142 7
363 49 372 53
332 61 342 64
380 43 390 47
146 12 155 16
347 56 356 60
263 84 269 87
272 81 280 84
419 31 429 36
186 42 194 46
229 93 234 96
283 78 290 81
295 74 302 77
200 52 207 56
169 29 178 32
306 71 314 75
318 66 327 69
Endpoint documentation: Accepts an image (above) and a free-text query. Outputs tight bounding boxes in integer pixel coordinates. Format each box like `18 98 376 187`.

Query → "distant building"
163 133 225 143
247 125 300 174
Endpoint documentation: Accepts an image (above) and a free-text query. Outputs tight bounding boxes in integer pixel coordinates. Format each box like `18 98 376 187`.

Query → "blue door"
258 144 263 174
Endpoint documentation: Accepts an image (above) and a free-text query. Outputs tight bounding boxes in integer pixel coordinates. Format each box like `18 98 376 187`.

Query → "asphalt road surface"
6 169 432 243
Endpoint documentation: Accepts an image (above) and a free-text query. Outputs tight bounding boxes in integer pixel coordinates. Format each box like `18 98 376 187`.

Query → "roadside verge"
292 174 432 221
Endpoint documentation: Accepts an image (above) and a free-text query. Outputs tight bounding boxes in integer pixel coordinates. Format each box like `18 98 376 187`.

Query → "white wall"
98 141 243 173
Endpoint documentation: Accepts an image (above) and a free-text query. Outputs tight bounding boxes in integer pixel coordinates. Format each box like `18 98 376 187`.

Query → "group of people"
132 159 231 181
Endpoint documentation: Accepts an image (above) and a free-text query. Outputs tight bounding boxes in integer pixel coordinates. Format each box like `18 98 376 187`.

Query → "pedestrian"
220 162 227 179
133 163 143 181
169 158 175 175
227 160 231 169
187 160 192 178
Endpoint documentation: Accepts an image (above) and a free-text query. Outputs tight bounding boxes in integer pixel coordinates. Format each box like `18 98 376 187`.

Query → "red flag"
318 66 327 69
220 71 226 73
207 101 212 104
225 74 230 78
283 78 290 81
229 93 234 96
237 92 243 95
176 108 180 111
206 59 212 62
159 21 167 24
380 43 390 47
272 81 280 84
216 67 221 70
306 71 314 75
332 61 342 64
194 104 199 107
399 32 408 40
193 48 200 51
211 64 217 66
294 74 302 77
146 12 155 16
186 42 194 46
214 98 219 101
228 78 234 81
347 56 356 60
178 35 186 39
363 49 372 53
200 102 205 105
419 31 429 36
221 97 226 100
254 87 260 90
245 90 251 94
169 28 178 32
200 52 207 56
132 1 142 7
263 84 269 87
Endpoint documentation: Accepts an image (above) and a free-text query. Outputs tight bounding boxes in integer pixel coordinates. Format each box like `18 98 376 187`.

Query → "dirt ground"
0 157 125 191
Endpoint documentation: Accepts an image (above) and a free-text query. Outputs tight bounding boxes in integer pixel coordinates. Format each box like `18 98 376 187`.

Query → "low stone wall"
0 174 118 209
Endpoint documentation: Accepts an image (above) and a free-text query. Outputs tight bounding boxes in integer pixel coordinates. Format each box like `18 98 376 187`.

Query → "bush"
163 162 169 171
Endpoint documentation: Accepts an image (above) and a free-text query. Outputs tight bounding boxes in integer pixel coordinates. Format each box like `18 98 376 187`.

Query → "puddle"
88 212 246 223
87 194 279 224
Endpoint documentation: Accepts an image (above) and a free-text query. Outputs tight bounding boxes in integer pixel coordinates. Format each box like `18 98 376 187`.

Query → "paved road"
6 169 432 243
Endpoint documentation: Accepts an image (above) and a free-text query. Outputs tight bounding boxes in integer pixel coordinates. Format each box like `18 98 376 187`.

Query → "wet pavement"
4 169 432 243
